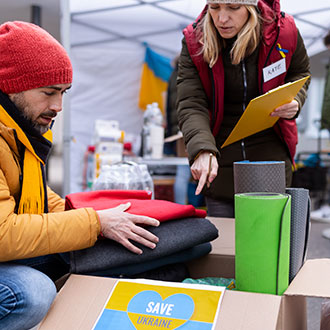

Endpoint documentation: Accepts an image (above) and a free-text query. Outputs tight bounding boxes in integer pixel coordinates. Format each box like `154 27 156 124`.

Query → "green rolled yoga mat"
235 193 291 295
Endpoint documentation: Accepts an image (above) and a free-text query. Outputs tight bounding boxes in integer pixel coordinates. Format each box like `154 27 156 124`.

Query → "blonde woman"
177 0 310 217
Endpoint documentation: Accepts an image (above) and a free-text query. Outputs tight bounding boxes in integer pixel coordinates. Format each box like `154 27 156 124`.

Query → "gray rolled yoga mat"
234 161 286 194
285 187 311 283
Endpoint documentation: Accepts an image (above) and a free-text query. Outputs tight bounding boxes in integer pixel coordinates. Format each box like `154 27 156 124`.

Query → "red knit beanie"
0 21 73 94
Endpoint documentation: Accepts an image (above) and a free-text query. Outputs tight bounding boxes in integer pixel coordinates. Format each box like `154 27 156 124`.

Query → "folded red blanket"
65 190 206 222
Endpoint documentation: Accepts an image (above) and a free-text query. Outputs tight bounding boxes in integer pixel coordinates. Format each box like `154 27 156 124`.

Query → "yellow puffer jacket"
0 122 100 261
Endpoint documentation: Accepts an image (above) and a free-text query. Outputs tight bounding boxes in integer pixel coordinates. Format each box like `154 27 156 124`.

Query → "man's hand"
270 100 299 119
191 152 218 195
96 203 160 255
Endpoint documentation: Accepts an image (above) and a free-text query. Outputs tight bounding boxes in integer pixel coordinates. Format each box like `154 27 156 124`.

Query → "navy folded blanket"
70 217 218 274
84 242 212 277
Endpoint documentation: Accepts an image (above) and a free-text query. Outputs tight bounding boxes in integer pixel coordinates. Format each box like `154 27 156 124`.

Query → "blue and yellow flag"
138 47 173 114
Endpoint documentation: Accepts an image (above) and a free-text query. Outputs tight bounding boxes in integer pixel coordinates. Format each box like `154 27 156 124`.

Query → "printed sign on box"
92 279 225 330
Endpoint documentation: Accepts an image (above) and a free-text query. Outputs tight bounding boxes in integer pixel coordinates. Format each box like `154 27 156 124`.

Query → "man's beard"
10 93 52 135
22 111 49 135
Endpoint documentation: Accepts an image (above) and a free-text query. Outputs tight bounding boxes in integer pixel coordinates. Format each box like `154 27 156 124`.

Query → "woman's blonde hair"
199 5 262 67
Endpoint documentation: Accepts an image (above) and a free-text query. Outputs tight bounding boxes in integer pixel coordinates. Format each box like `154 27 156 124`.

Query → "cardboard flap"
40 275 117 330
207 217 235 255
285 259 330 298
41 274 282 330
216 290 282 330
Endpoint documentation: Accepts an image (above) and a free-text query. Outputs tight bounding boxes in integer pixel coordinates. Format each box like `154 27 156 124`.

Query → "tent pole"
71 0 177 17
31 5 42 26
293 16 329 30
60 0 72 196
294 7 330 17
71 18 179 55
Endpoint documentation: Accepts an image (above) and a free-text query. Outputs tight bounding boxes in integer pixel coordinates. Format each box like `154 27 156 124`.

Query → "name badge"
263 58 286 83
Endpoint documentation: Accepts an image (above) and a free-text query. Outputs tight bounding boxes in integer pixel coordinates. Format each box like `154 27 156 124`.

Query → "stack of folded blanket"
65 190 219 278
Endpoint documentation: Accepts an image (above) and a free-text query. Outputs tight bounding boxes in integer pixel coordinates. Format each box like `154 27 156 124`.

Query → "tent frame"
70 0 192 54
62 0 330 195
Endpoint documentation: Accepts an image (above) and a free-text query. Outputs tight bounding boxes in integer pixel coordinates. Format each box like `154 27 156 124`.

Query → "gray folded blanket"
70 217 218 274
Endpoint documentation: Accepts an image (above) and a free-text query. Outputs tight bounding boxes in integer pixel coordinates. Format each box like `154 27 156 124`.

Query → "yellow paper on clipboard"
221 76 310 148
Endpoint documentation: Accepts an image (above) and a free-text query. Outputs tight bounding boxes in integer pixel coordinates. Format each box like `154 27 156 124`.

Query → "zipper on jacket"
209 67 216 132
12 130 24 182
241 60 247 160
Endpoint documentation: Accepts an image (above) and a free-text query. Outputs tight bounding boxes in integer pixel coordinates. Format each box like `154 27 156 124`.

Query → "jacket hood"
258 0 282 45
259 0 281 16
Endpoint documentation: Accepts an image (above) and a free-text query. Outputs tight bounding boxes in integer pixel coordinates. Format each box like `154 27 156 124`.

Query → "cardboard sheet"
221 76 310 148
92 279 225 330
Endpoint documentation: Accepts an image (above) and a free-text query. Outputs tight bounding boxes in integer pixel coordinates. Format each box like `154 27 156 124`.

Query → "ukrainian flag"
138 47 173 114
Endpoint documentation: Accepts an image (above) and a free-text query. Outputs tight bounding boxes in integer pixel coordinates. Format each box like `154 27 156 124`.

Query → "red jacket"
183 0 299 160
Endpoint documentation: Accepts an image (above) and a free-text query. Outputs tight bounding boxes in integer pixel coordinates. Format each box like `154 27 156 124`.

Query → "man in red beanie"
0 21 159 330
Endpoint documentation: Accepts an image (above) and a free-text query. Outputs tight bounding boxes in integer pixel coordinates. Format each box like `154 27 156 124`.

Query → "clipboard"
221 76 310 148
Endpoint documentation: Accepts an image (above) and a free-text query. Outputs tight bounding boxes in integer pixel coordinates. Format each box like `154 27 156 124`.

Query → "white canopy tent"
69 0 330 55
67 1 206 193
66 0 330 194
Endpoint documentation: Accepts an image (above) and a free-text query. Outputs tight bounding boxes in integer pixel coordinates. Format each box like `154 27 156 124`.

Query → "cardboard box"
186 217 235 279
39 217 330 330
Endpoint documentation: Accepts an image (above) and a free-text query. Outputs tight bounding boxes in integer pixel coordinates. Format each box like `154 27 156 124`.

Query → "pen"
207 153 213 188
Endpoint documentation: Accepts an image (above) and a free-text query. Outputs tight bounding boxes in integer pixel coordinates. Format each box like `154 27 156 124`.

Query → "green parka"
177 5 310 201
